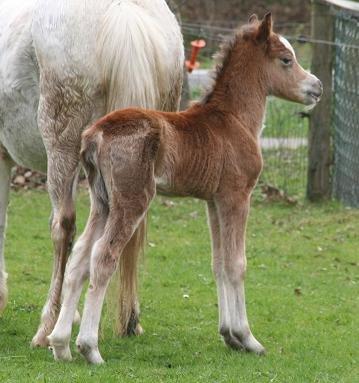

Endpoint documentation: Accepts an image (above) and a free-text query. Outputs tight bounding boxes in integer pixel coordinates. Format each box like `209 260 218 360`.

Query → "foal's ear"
256 12 272 43
248 14 259 24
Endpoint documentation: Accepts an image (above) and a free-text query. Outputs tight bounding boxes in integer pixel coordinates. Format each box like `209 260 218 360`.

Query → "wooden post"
307 0 334 201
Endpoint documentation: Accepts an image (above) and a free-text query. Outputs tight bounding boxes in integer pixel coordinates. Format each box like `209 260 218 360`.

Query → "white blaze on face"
279 35 296 59
277 36 322 106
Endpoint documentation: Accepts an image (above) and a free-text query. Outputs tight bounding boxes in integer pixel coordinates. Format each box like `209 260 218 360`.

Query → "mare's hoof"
49 344 72 361
47 334 72 361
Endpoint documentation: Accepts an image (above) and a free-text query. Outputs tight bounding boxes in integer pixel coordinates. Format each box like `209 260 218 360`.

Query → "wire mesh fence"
261 100 309 198
332 12 359 207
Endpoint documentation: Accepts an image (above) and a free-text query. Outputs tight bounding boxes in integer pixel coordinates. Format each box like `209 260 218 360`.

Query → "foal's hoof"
31 330 50 348
133 323 144 336
220 327 266 355
122 322 144 337
220 327 245 350
123 313 143 337
232 331 266 355
76 338 104 365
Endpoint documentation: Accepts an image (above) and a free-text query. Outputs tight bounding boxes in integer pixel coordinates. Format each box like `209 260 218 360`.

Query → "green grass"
0 190 358 382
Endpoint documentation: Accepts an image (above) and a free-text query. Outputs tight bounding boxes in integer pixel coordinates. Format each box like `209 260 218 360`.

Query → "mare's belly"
0 103 47 173
0 1 47 172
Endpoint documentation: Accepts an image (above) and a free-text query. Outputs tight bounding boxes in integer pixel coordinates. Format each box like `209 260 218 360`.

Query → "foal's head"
243 13 322 105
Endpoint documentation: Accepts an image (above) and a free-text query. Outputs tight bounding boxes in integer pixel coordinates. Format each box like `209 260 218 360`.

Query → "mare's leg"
0 147 13 312
31 83 94 347
215 194 265 354
49 205 107 361
31 156 80 347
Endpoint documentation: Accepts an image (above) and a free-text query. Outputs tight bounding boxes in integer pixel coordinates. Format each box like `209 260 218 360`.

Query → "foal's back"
82 104 260 199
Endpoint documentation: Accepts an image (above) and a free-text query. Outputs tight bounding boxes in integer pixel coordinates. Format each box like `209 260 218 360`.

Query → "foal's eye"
281 58 292 66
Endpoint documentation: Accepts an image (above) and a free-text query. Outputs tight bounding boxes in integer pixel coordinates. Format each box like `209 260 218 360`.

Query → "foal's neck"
204 38 267 137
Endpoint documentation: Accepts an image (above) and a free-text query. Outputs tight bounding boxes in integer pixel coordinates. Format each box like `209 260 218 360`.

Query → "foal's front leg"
215 194 265 354
207 201 243 350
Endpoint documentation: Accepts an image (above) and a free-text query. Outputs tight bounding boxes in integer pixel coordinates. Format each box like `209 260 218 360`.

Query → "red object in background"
185 39 206 73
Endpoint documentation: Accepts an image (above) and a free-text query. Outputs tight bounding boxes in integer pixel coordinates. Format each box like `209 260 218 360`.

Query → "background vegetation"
170 0 310 25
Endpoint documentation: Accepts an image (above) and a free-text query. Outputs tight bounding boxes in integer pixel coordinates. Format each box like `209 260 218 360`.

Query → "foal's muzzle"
303 77 323 105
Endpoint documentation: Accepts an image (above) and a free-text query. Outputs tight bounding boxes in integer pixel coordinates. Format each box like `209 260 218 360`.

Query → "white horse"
0 0 184 347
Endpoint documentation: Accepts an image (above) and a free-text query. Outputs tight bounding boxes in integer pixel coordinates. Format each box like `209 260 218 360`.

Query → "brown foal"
49 13 322 364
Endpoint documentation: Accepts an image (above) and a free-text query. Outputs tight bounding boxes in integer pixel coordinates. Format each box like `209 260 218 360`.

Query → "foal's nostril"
318 79 323 93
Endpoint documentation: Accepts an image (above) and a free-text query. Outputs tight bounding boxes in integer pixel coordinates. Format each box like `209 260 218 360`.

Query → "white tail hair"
97 0 171 112
95 0 183 337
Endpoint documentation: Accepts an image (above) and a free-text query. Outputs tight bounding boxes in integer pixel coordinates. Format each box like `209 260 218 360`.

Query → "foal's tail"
80 135 108 211
114 219 146 336
81 132 145 337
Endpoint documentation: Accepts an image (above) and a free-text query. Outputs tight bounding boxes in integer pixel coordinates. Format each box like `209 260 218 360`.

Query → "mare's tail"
97 0 170 112
93 0 183 336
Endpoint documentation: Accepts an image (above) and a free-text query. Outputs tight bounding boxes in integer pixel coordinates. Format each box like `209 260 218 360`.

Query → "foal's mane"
201 23 256 105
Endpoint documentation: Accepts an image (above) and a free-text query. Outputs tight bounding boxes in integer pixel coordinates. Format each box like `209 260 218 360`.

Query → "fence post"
307 0 334 201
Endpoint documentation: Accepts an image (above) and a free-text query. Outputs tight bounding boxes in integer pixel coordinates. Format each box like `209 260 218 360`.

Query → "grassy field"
0 190 358 382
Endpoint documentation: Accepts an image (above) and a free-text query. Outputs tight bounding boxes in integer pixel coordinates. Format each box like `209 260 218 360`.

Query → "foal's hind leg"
214 194 265 354
49 207 107 361
118 76 183 338
77 136 157 363
31 85 94 347
77 193 155 364
0 147 13 313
